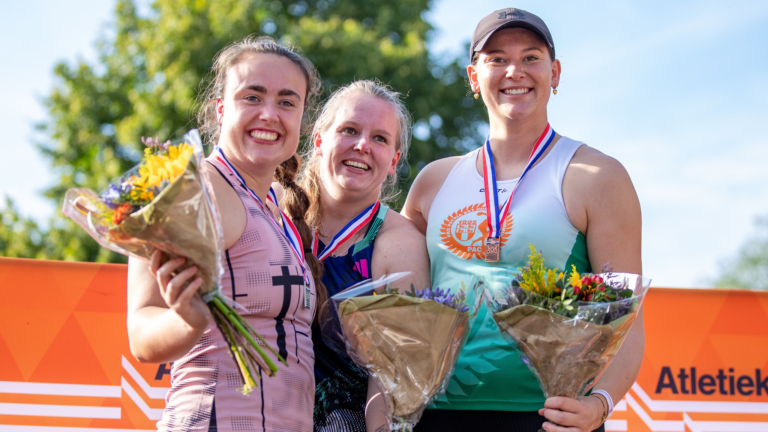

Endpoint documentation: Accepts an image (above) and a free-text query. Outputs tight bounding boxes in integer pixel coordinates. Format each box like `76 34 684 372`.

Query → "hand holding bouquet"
63 130 285 394
321 274 483 431
485 245 649 402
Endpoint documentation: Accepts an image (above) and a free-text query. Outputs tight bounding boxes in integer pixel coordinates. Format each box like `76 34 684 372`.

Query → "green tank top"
426 137 590 411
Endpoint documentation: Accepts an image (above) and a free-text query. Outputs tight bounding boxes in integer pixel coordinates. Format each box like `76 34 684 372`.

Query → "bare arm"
365 211 431 431
541 146 644 431
127 164 246 363
401 157 460 235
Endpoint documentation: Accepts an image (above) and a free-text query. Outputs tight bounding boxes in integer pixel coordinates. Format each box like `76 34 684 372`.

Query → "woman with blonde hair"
281 79 430 432
126 36 324 431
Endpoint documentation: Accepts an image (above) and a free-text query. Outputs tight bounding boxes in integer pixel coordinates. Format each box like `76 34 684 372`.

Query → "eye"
488 57 506 64
244 95 260 103
523 55 540 62
374 135 388 143
341 127 356 135
279 99 296 107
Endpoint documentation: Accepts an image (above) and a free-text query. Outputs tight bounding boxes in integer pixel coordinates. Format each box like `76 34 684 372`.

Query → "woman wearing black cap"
401 8 643 432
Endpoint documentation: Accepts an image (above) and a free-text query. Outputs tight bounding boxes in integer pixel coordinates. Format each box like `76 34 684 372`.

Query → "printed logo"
440 203 513 260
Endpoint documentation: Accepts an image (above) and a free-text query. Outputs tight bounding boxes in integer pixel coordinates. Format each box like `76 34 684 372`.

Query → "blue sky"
2 0 768 288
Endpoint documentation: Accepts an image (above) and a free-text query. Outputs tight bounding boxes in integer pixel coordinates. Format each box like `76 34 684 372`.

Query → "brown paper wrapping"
339 294 469 419
492 303 637 398
104 160 220 293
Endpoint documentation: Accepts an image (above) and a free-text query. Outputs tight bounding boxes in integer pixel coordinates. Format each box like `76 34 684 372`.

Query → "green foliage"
712 217 768 290
3 0 485 263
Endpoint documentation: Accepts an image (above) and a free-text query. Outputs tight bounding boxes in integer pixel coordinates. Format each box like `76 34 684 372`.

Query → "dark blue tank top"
313 205 388 431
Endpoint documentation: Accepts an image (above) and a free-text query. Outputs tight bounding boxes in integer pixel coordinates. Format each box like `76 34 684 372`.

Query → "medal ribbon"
213 147 309 284
311 201 380 260
483 124 556 239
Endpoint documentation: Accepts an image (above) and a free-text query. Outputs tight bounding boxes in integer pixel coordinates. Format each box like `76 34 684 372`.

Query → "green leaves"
5 0 486 262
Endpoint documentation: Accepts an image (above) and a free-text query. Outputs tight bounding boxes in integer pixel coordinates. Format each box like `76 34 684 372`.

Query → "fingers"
164 265 199 306
176 276 203 307
538 396 601 432
154 256 186 293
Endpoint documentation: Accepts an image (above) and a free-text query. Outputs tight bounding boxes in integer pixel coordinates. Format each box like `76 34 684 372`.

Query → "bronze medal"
485 237 501 263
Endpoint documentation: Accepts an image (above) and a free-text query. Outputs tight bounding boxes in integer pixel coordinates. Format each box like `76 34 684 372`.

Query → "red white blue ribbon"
213 147 309 284
311 201 380 261
482 124 556 239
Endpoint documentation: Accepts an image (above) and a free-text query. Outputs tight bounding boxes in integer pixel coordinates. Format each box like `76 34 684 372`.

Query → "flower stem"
211 295 279 374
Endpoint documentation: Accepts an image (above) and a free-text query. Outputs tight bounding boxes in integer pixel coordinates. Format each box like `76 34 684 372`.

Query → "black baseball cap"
470 8 554 62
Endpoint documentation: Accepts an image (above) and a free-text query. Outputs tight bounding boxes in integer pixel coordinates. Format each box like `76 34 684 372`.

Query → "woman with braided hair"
278 80 430 432
126 36 324 431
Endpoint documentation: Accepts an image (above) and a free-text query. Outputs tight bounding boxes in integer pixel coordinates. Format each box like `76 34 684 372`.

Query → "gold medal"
485 237 501 262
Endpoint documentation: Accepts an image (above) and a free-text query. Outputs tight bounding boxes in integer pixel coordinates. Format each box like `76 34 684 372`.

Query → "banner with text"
0 257 766 431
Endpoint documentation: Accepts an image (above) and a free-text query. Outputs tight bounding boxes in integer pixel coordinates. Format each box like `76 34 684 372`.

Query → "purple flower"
101 184 122 209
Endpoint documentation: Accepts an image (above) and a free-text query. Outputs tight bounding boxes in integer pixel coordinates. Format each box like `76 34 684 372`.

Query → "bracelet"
590 394 608 425
591 389 615 414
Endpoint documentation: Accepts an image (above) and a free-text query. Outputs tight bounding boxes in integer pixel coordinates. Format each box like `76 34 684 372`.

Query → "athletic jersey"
313 205 388 432
157 156 316 432
426 136 590 411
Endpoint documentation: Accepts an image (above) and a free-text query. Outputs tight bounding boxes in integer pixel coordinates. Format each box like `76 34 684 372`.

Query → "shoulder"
566 144 634 194
379 209 425 241
402 155 464 231
371 209 430 288
202 161 246 248
410 156 463 194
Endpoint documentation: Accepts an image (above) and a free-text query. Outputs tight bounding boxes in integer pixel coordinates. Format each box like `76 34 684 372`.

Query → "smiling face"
216 53 307 176
468 27 561 125
314 92 402 203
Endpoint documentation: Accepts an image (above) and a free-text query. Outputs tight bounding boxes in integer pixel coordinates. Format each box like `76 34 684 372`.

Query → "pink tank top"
157 155 316 432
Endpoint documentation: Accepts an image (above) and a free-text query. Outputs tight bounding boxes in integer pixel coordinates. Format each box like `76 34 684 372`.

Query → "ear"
388 150 402 175
550 59 562 90
467 64 480 93
313 132 323 156
216 99 224 125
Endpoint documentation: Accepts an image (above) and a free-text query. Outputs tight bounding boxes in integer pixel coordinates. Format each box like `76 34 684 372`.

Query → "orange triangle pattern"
29 315 111 385
0 332 23 381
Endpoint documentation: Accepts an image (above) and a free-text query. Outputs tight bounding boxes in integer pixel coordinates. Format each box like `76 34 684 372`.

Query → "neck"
318 184 379 237
225 155 275 201
486 113 550 164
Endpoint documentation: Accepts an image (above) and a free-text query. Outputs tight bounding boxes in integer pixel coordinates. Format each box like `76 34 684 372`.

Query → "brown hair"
298 79 412 237
196 35 327 312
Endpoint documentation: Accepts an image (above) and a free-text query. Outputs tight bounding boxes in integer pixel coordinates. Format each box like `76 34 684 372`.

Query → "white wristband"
591 389 614 414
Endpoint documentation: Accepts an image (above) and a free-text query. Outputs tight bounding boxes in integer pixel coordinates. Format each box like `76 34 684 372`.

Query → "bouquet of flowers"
63 130 284 393
484 245 649 402
321 273 483 431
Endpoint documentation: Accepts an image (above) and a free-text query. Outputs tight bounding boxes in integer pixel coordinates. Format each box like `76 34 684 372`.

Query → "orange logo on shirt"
440 203 513 260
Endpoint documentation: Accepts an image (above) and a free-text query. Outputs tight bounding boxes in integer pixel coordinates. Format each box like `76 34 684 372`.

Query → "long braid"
276 154 327 316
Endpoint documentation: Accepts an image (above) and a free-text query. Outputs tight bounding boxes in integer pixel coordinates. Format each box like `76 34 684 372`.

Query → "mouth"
343 160 370 171
249 129 281 142
501 88 532 96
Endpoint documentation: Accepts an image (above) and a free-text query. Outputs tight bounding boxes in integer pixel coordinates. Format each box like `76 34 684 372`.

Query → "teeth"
503 88 530 95
250 130 279 141
343 160 370 170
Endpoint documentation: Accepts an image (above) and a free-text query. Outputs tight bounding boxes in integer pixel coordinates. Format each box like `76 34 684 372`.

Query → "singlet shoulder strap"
352 204 389 255
206 159 239 192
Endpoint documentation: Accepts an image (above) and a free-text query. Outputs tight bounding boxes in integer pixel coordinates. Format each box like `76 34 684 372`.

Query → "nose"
353 135 371 153
505 61 525 80
258 101 279 123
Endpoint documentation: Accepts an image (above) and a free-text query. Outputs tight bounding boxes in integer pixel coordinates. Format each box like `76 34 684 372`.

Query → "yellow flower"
569 264 582 288
134 142 193 192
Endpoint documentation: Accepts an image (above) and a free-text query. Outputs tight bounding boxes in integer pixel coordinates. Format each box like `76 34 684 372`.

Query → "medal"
485 237 501 263
304 283 311 309
311 201 380 261
213 148 311 297
481 124 556 262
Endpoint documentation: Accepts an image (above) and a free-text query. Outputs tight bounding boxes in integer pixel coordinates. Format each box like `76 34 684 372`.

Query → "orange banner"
0 257 767 431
